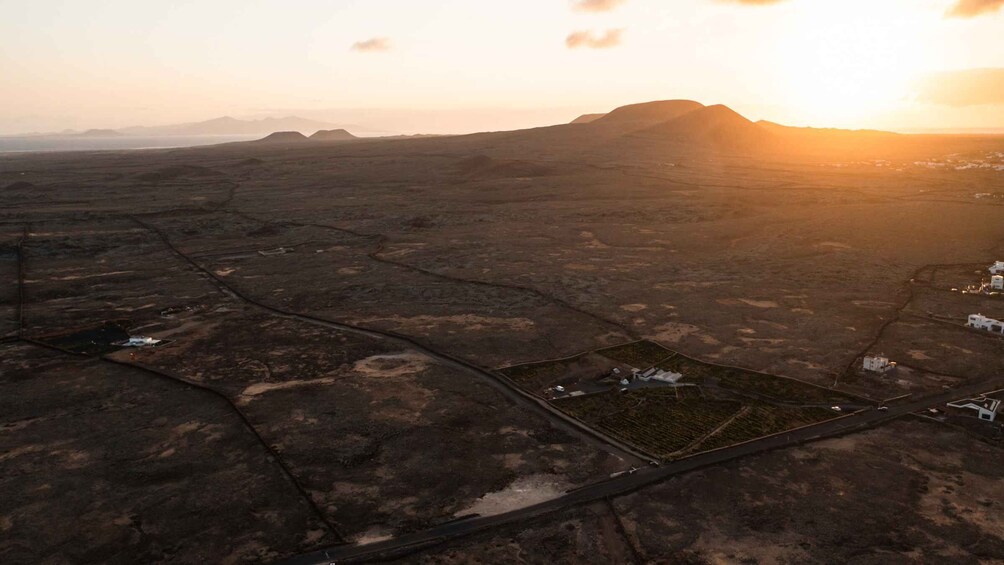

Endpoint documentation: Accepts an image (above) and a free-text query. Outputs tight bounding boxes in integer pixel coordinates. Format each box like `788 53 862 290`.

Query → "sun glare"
772 1 930 127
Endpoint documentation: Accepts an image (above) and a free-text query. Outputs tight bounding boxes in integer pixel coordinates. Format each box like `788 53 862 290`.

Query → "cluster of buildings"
964 261 1004 335
630 367 684 384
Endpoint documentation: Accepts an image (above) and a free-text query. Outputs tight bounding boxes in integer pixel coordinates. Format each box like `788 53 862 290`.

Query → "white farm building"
863 355 895 373
946 397 1001 422
990 261 1004 275
992 275 1004 291
967 314 1004 334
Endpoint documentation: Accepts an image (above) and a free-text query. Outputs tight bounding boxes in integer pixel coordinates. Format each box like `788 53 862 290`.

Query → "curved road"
129 216 652 464
278 376 1004 564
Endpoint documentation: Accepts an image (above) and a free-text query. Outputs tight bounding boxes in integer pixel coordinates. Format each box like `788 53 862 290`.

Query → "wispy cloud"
571 0 627 13
946 0 1004 17
714 0 786 5
351 37 391 52
566 29 624 49
916 68 1004 106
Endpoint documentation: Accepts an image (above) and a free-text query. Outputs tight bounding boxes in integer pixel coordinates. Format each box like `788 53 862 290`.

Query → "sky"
1 0 1002 135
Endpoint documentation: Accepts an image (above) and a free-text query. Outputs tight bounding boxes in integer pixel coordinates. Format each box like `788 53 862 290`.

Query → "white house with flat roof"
992 275 1004 291
967 314 1004 334
991 261 1004 275
946 397 1001 422
863 355 895 373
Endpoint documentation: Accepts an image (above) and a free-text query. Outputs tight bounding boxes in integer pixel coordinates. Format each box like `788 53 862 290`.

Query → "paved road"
278 377 1004 565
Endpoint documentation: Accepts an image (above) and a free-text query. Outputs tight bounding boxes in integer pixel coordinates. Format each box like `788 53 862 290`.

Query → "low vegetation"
697 405 836 451
554 389 742 459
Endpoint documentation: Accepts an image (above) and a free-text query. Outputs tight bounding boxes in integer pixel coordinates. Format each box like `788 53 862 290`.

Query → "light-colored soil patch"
816 241 852 250
908 350 933 360
648 322 700 343
620 304 647 312
739 298 779 308
352 352 432 378
456 474 570 517
240 377 339 397
356 314 535 332
354 527 394 545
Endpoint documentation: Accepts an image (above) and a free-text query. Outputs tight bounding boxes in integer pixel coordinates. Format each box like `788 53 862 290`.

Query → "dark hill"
633 104 775 152
309 129 357 141
594 100 706 128
256 131 309 144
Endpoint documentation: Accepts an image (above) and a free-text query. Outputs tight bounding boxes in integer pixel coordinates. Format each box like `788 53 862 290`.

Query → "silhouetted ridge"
634 104 775 151
570 113 606 124
594 100 705 127
255 131 308 144
309 129 357 141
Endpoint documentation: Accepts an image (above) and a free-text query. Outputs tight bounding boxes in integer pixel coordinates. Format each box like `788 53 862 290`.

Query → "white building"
946 397 1001 422
118 336 162 347
992 275 1004 291
634 368 684 383
863 355 895 373
991 261 1004 275
967 314 1004 334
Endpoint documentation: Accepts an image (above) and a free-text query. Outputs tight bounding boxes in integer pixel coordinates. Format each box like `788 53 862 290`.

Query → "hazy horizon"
2 0 1003 135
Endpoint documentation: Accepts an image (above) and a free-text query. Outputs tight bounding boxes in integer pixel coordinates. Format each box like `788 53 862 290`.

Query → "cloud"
714 0 787 5
566 29 624 49
571 0 627 12
946 0 1004 17
351 37 391 52
916 68 1004 106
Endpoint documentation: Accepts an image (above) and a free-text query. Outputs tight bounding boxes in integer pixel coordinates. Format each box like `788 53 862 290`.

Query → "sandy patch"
620 304 648 312
356 314 534 332
352 352 432 378
337 266 363 275
48 270 134 281
240 377 339 397
215 268 236 276
739 298 779 308
580 231 610 249
649 322 700 343
456 474 570 517
908 350 933 360
354 527 394 545
816 241 852 250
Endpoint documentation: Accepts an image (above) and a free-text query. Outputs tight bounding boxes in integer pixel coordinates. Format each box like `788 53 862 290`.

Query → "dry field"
2 110 1003 562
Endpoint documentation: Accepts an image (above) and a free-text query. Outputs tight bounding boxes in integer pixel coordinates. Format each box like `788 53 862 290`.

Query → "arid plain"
2 101 1004 564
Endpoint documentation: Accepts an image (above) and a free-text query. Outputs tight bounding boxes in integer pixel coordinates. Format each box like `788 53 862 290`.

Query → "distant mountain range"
121 116 354 136
13 116 363 138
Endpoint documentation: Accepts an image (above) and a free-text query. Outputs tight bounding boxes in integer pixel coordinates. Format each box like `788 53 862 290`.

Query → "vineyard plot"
554 390 742 460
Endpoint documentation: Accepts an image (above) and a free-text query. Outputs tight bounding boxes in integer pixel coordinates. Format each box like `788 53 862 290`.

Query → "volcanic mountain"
631 104 776 151
309 129 357 141
592 100 707 129
255 131 309 144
